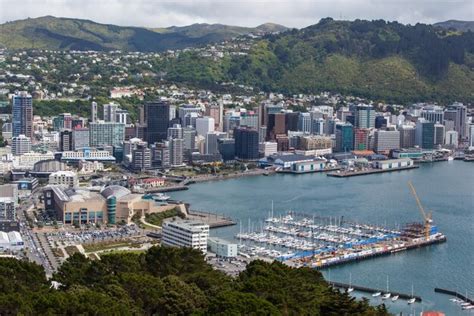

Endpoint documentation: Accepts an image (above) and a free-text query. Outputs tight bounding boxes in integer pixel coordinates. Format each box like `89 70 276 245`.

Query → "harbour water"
171 161 474 315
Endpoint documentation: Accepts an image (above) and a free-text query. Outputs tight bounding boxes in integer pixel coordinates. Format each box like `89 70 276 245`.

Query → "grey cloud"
0 0 472 28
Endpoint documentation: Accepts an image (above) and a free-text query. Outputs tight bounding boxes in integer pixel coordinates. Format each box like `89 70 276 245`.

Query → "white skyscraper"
91 102 98 123
196 117 215 137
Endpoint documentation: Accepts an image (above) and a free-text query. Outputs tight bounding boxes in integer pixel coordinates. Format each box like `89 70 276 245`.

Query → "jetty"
329 281 422 302
187 210 236 228
327 165 419 177
434 288 474 305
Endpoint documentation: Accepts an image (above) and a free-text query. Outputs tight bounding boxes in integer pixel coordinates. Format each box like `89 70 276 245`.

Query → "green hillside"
0 16 287 51
434 20 474 32
163 18 474 103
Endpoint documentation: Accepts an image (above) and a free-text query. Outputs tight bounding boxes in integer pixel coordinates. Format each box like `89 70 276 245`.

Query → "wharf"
434 288 474 304
329 281 422 302
146 186 189 193
311 236 446 269
187 210 236 228
277 167 341 174
327 165 419 178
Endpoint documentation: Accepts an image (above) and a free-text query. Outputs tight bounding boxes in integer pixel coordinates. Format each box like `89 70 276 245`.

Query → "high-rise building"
206 103 223 130
72 128 90 150
182 127 196 160
59 130 73 152
444 103 468 140
205 132 227 155
89 122 125 147
0 198 16 221
353 128 370 150
162 219 209 253
415 119 435 149
11 135 31 156
298 113 311 134
169 138 184 166
12 91 33 139
115 109 129 124
178 105 201 123
152 142 170 168
421 106 444 123
399 125 416 149
374 130 400 153
335 123 354 152
267 113 286 140
103 103 119 122
445 130 458 148
259 142 278 157
434 123 445 146
285 112 299 132
240 114 259 129
131 144 152 171
146 101 170 143
167 124 183 139
196 117 215 137
312 118 325 135
234 127 259 160
469 124 474 148
354 104 375 129
91 102 98 123
218 138 235 162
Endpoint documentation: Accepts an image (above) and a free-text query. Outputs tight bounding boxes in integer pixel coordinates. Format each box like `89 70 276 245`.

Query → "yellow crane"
408 181 433 239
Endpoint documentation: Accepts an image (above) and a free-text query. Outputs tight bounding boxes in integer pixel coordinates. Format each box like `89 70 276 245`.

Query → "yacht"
372 292 381 297
382 276 391 299
391 295 399 301
347 273 354 293
407 298 416 304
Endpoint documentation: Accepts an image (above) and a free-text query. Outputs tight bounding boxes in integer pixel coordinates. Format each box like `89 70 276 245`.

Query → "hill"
0 246 388 315
434 20 474 32
0 16 287 51
163 18 474 103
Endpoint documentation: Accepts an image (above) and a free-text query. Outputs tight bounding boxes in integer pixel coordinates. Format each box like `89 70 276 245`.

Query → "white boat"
408 298 416 304
372 292 382 297
463 305 474 310
347 273 354 293
461 302 472 307
447 156 454 161
391 295 399 301
382 293 391 299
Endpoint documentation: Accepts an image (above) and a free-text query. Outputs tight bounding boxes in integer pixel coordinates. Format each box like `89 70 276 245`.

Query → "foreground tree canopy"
0 246 389 315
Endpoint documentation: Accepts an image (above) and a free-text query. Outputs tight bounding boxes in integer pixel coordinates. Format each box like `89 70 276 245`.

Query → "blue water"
171 161 474 315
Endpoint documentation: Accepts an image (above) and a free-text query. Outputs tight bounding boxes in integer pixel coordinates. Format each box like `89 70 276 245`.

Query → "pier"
329 281 422 302
327 165 419 177
434 288 474 305
276 167 341 174
187 210 236 228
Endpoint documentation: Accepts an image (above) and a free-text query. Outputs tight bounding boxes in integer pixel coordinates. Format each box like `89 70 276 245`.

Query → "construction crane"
408 181 433 239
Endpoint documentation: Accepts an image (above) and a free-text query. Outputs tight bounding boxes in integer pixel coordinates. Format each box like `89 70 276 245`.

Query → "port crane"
408 181 433 239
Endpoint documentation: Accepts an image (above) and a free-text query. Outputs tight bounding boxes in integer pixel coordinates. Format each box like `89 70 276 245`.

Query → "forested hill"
164 18 474 103
0 247 389 315
0 16 287 51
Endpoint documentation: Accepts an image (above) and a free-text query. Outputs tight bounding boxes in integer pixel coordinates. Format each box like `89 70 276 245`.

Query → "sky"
0 0 472 28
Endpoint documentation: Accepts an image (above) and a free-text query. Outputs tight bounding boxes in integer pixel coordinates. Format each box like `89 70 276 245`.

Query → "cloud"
0 0 472 28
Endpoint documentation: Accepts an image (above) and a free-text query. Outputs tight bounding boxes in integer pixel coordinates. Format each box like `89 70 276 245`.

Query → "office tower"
169 138 184 166
298 113 311 134
335 123 354 152
152 142 170 168
11 135 31 156
312 118 325 135
169 105 177 121
263 104 284 127
285 112 299 132
259 142 278 157
2 123 12 141
145 101 170 143
182 127 196 160
469 124 474 148
103 103 119 122
139 105 145 124
434 123 445 146
398 125 416 148
12 91 33 139
218 138 235 162
276 135 290 152
73 128 90 150
415 119 435 149
206 103 223 130
167 124 183 139
353 128 370 150
445 130 458 147
131 144 151 171
91 102 98 123
115 109 129 124
89 122 125 147
354 104 375 129
234 127 259 160
178 105 201 121
421 106 444 123
59 130 73 152
240 114 259 129
336 107 352 122
444 103 468 140
223 114 240 133
374 130 400 153
0 198 15 221
205 132 227 155
267 113 286 140
375 116 387 129
196 117 215 137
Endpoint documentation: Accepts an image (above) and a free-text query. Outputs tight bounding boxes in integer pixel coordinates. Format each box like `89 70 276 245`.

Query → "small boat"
447 156 454 161
372 292 382 297
382 293 391 299
391 295 399 301
347 273 354 293
461 302 472 307
463 305 474 310
408 298 416 304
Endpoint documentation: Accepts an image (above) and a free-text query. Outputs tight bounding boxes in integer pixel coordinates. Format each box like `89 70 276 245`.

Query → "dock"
329 281 422 302
187 210 236 228
434 288 474 305
276 167 341 174
145 186 189 193
327 165 419 178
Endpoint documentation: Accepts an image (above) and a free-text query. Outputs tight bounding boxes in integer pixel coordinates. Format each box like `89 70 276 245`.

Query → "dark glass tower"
145 101 170 143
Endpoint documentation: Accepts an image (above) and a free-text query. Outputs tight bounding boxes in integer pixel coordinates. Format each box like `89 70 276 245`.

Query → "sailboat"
391 294 399 301
347 273 354 293
407 284 416 304
382 276 391 299
372 291 382 297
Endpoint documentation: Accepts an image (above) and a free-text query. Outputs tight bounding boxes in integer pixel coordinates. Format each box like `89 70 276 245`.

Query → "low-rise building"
49 171 79 187
0 198 16 221
208 237 238 258
162 219 209 253
372 158 414 170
